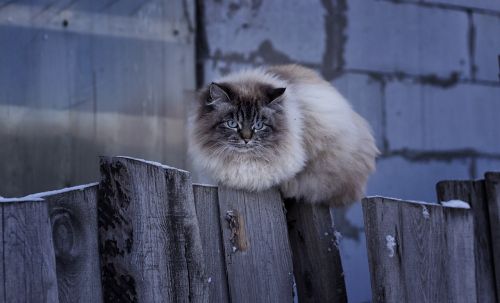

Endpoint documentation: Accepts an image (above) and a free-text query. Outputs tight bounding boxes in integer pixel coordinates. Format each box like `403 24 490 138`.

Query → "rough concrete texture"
476 159 500 178
385 82 500 153
333 73 385 150
474 13 500 81
420 0 500 12
202 59 255 84
203 0 325 65
367 156 471 202
345 0 470 78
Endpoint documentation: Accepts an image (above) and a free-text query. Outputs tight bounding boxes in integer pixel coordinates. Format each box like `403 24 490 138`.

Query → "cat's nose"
240 129 253 143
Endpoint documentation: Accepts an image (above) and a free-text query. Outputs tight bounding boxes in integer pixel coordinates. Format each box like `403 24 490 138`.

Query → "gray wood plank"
193 184 230 303
485 172 500 299
33 184 103 303
362 197 476 303
217 187 294 303
285 199 347 303
441 201 478 303
1 200 59 303
98 156 208 303
437 180 498 303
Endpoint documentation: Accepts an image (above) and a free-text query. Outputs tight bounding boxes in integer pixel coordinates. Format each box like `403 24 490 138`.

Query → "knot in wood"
51 207 79 261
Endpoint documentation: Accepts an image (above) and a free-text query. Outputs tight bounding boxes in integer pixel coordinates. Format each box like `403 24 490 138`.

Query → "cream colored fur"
188 64 379 206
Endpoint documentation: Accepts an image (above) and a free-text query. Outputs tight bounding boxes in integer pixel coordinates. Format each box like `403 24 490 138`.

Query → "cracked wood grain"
437 180 498 303
1 200 59 303
363 197 476 303
485 172 500 300
217 186 294 303
193 184 229 303
98 157 208 303
285 199 347 303
40 184 103 303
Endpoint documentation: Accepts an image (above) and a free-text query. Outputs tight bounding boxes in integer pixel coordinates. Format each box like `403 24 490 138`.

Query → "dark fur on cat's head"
194 81 287 155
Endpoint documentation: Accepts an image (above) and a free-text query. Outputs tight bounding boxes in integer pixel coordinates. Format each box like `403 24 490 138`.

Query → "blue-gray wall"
0 0 196 196
199 1 500 301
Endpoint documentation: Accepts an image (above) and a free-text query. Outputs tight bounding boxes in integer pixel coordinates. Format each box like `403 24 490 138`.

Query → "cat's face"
194 82 287 154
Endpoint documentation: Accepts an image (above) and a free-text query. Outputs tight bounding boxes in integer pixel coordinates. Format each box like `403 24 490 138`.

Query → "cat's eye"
253 121 265 130
226 120 238 129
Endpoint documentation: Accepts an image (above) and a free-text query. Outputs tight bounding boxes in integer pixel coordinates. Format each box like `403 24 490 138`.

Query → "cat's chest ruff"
215 153 304 191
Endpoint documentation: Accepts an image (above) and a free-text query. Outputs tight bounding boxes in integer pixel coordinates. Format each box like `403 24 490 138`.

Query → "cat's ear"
207 82 231 105
267 87 286 104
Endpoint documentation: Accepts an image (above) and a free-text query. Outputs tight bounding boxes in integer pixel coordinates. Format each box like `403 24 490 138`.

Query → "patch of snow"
0 197 44 203
292 274 298 303
386 235 396 258
117 156 189 173
366 195 435 206
334 231 342 248
26 182 98 199
193 183 217 188
1 183 98 203
440 200 470 209
422 205 430 219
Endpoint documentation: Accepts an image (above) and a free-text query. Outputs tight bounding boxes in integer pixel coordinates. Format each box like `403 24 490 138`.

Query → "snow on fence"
1 156 499 303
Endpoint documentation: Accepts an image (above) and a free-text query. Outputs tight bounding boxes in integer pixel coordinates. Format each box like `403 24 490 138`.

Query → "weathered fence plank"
32 184 103 303
98 156 208 303
362 197 476 303
217 186 294 303
436 180 498 303
0 199 59 303
193 184 230 303
485 172 500 299
441 200 479 303
285 200 347 303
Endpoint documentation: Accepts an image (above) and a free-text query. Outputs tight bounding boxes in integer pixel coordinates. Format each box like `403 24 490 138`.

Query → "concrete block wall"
199 1 500 301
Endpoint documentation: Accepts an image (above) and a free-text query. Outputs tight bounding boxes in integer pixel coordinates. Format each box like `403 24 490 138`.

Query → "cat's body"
188 64 378 206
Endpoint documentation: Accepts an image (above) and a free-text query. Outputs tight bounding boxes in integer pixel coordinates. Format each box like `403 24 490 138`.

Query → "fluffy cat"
188 64 378 206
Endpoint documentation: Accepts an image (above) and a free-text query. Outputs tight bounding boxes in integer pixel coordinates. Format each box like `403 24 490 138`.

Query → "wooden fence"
0 156 346 303
362 173 500 303
1 156 499 303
